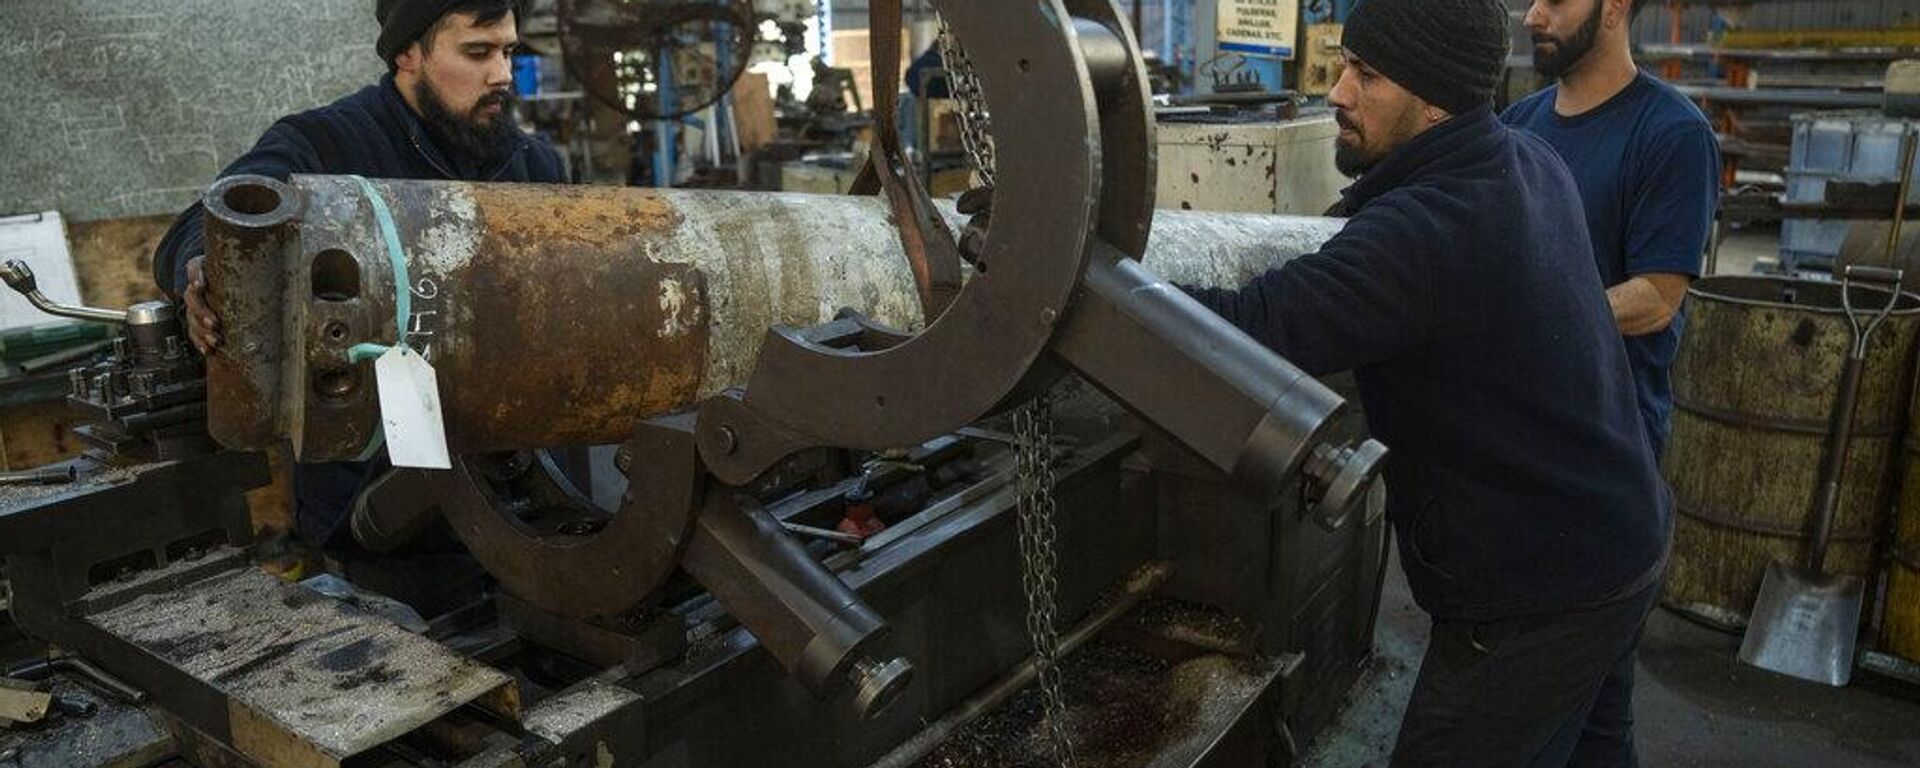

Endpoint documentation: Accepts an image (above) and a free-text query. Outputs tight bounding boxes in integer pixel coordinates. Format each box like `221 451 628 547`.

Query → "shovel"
1740 129 1916 685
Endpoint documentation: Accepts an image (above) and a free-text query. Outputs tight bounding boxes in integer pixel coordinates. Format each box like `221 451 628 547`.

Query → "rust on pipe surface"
202 176 301 450
202 175 1340 461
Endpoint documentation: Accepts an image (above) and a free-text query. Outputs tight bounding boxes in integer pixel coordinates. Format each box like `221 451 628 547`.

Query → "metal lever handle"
1838 264 1906 359
1887 127 1917 271
0 260 128 324
1811 262 1905 574
0 466 76 486
1842 265 1904 287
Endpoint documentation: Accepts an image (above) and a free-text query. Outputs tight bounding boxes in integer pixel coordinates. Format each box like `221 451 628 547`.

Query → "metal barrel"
1663 275 1920 628
201 175 1342 461
1882 369 1920 663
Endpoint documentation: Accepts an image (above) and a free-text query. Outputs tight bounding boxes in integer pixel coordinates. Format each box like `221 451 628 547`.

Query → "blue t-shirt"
1502 72 1720 458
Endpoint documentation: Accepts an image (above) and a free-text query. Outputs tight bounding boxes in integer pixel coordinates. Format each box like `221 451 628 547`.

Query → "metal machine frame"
0 3 1392 766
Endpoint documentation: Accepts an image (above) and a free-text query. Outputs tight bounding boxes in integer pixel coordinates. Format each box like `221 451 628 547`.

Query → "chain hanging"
935 18 997 184
1013 392 1075 766
938 14 1073 766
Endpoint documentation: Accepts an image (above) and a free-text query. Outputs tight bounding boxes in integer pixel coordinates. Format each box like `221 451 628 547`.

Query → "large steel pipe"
202 175 1343 461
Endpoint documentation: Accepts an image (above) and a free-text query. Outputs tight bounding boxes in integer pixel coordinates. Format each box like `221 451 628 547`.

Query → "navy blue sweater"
1182 107 1671 621
154 74 565 549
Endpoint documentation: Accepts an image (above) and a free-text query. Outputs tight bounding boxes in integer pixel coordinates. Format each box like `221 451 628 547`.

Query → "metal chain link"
1013 392 1075 767
940 12 1073 765
935 18 997 184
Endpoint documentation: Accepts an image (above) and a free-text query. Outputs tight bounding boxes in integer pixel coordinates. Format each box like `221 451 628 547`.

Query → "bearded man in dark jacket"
1179 0 1671 765
153 0 565 553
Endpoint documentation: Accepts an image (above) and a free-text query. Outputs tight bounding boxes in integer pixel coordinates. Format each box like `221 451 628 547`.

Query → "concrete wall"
0 0 382 222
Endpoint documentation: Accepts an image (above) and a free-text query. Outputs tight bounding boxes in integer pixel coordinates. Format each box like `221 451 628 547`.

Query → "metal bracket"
696 0 1131 483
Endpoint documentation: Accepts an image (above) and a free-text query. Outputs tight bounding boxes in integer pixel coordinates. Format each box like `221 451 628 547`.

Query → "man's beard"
1533 1 1603 79
414 78 519 163
1334 142 1374 178
1333 106 1433 178
1334 111 1377 177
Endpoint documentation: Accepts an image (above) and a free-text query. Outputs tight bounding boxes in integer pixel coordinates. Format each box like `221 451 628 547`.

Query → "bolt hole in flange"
323 322 351 343
312 249 362 302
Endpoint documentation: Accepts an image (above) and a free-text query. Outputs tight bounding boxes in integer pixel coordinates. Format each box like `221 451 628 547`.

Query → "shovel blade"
1737 560 1864 686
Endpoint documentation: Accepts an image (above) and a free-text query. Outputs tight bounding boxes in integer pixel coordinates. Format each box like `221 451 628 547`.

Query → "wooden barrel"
1883 390 1920 661
1663 276 1920 629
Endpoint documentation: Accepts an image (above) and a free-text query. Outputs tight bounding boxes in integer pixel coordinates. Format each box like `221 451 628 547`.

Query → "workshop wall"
0 0 382 223
0 2 341 536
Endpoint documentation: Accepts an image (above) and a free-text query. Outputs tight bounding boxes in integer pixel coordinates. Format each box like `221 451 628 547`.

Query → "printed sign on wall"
1218 0 1300 59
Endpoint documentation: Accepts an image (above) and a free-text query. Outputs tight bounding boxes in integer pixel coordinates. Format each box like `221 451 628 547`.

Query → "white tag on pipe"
373 346 451 469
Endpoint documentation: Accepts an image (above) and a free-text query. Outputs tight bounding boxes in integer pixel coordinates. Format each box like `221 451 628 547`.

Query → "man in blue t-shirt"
1504 0 1721 461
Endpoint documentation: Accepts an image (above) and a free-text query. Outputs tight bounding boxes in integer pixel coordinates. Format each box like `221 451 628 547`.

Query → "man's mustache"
1532 34 1562 48
476 89 514 111
1335 111 1359 134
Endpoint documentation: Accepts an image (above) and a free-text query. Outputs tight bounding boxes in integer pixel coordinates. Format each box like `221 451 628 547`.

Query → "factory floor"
1298 550 1920 767
1295 224 1920 767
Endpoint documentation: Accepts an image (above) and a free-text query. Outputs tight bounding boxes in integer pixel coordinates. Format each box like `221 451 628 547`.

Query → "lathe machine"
0 3 1388 766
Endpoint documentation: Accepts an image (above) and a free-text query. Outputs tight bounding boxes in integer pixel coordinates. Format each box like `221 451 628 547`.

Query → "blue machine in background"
513 54 542 97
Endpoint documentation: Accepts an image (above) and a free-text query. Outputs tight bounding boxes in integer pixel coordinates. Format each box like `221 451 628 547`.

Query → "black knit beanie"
1341 0 1511 115
376 0 519 64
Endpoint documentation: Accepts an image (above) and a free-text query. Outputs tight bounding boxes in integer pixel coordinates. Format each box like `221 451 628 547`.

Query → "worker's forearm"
1608 276 1683 336
153 203 209 298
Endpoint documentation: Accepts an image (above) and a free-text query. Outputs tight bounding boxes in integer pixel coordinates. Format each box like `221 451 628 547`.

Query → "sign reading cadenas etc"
1216 0 1300 59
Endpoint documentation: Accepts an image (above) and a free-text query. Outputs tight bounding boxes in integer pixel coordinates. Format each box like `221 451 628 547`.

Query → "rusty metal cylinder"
202 176 301 450
1662 276 1920 628
202 175 1342 461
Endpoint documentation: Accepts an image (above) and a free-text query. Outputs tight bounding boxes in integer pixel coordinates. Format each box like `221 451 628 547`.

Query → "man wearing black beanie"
1180 0 1669 765
151 0 564 576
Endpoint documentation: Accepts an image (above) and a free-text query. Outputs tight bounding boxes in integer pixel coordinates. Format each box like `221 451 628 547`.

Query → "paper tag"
373 346 451 469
